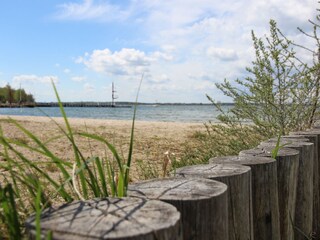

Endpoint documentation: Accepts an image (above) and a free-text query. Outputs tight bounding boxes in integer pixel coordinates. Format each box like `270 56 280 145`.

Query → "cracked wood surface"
293 130 320 238
259 138 314 240
174 163 252 240
209 156 280 240
239 147 299 240
128 177 228 240
26 198 182 240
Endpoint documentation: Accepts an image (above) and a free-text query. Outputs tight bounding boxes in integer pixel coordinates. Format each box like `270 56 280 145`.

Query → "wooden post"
289 132 319 239
209 156 280 240
259 139 314 240
128 177 228 240
174 163 252 240
300 129 320 238
239 148 299 240
25 198 182 240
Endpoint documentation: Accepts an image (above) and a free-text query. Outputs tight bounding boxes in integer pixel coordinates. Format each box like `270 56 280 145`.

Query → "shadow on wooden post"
239 148 299 240
25 198 182 240
259 138 314 240
173 163 252 240
128 177 228 240
209 155 280 240
298 129 320 238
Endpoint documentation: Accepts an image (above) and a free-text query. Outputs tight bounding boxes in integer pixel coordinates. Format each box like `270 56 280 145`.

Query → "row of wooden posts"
25 127 320 239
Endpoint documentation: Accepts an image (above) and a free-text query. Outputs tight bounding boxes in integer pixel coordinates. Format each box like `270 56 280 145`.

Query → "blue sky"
0 0 318 103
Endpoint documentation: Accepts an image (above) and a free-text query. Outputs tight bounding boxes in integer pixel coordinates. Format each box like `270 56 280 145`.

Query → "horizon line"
35 101 234 105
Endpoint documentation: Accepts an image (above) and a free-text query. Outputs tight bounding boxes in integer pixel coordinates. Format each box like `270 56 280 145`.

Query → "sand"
0 115 206 181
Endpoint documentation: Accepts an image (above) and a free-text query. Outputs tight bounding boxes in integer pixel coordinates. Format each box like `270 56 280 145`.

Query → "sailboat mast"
112 82 118 107
112 82 114 107
19 83 22 106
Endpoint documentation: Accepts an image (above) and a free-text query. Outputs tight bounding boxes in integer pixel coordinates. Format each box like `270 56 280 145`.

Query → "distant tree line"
0 84 35 105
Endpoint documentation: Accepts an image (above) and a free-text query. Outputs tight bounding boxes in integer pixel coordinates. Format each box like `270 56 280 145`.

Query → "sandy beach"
0 115 206 181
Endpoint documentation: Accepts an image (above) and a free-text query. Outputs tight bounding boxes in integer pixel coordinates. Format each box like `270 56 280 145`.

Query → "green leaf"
52 80 88 199
35 185 42 240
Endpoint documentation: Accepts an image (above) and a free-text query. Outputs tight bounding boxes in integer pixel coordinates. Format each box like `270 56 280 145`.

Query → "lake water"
0 105 231 123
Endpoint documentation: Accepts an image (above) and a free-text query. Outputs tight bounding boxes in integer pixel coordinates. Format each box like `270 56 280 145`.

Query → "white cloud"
151 51 173 61
77 48 172 76
55 0 129 21
146 74 171 84
0 81 6 88
206 47 238 61
161 45 176 53
64 68 71 74
188 73 215 82
84 83 95 92
194 81 216 91
12 75 59 84
10 75 60 102
71 76 86 82
57 0 319 102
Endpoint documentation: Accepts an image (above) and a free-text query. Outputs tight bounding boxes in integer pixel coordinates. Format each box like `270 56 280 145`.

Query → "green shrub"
211 20 318 138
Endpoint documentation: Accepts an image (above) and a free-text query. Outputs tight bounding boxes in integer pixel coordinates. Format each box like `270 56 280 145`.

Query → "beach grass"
0 81 266 238
0 80 144 237
0 111 264 237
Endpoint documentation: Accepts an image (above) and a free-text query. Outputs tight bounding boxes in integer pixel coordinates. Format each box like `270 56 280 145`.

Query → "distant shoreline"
0 103 36 108
0 102 234 108
34 101 234 107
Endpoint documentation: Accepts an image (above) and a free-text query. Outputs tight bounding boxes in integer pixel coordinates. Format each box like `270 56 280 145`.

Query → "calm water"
0 105 231 123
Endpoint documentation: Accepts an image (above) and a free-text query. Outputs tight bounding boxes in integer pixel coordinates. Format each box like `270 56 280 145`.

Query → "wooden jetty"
0 102 132 108
35 102 132 108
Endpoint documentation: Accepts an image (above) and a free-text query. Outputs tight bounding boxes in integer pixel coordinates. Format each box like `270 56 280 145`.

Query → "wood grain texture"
174 163 253 240
300 129 320 238
259 139 314 240
25 198 182 240
239 147 299 240
209 156 280 240
128 177 228 240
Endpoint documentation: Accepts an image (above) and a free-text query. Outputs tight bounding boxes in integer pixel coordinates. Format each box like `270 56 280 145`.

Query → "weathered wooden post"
26 198 182 240
128 177 228 240
174 163 252 240
209 155 280 240
258 139 314 240
289 131 319 238
239 148 299 240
